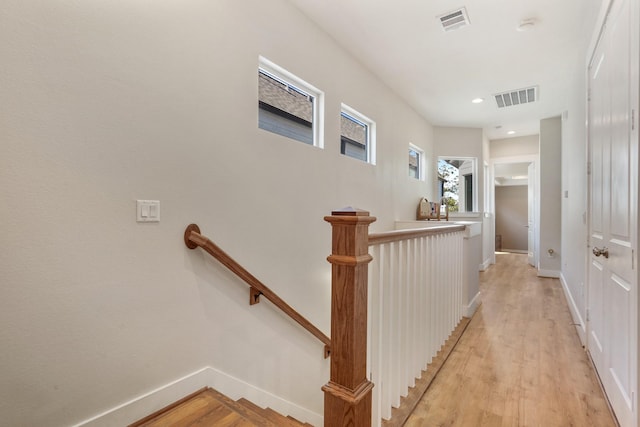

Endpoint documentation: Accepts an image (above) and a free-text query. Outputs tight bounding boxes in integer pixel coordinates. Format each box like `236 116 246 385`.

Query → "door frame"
489 154 539 268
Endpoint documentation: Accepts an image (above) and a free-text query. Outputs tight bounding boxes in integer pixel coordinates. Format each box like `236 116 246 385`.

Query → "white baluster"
381 242 392 420
368 227 467 424
368 245 381 427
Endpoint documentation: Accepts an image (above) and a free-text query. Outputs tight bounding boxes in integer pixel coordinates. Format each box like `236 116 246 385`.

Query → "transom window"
340 104 375 164
258 57 324 147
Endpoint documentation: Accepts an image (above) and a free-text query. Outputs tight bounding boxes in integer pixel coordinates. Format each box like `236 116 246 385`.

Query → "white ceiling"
287 0 602 140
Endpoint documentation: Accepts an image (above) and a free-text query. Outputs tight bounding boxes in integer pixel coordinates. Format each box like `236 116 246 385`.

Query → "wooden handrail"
184 224 331 358
368 224 465 245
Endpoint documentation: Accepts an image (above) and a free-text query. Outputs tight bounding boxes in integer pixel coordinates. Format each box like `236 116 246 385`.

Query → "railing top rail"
368 224 466 246
184 224 331 358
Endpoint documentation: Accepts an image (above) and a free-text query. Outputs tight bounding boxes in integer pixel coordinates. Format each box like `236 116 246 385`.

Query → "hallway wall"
559 0 604 344
539 116 562 276
433 126 486 212
0 1 436 425
491 135 540 158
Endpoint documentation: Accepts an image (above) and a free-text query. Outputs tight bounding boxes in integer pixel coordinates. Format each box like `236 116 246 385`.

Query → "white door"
527 162 535 266
587 0 637 425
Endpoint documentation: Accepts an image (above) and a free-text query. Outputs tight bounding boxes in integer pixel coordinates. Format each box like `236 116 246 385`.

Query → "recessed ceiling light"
507 130 516 135
471 98 484 104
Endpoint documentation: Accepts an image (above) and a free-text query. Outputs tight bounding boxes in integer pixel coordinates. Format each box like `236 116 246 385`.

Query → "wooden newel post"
323 208 376 427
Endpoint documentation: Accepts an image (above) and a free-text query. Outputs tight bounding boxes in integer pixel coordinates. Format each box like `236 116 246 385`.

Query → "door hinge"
587 161 592 175
586 308 590 322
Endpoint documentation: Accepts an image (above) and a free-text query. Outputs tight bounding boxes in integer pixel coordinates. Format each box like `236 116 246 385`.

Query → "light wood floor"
405 252 617 427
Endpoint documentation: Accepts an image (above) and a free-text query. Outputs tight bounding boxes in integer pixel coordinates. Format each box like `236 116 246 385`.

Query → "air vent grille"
494 86 538 108
438 7 470 32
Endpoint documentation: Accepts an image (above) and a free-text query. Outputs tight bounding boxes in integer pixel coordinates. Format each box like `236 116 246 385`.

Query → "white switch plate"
137 200 160 222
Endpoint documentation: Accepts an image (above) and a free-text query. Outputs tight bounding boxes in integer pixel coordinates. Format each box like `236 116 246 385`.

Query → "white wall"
488 135 539 268
481 133 494 268
491 135 540 158
0 1 436 425
433 127 495 269
539 117 563 276
560 69 589 342
433 127 485 212
560 0 606 343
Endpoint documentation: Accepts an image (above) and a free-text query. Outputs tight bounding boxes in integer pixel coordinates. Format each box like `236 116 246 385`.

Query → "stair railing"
323 208 465 427
186 210 466 427
184 223 331 358
367 223 465 426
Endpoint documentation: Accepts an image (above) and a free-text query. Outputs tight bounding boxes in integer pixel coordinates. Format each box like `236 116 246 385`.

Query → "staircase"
130 387 313 427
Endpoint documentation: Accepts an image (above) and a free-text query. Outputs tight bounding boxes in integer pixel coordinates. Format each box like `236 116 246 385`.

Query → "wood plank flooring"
130 387 312 427
405 253 617 427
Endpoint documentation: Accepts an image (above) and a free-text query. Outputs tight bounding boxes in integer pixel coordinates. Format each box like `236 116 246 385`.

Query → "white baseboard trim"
501 249 528 254
72 367 322 427
560 273 586 345
463 291 481 317
537 269 560 278
464 291 481 317
480 258 492 271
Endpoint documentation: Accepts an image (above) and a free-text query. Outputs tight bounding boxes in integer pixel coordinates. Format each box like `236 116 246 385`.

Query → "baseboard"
537 269 560 278
501 249 528 254
71 367 322 427
464 291 481 317
480 258 491 271
559 273 587 345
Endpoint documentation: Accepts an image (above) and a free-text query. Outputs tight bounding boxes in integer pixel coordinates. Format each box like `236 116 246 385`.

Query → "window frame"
408 143 425 180
340 103 376 164
258 56 324 148
437 156 478 213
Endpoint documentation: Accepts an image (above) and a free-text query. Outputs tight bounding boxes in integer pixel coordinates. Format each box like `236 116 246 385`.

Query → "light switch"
137 200 160 222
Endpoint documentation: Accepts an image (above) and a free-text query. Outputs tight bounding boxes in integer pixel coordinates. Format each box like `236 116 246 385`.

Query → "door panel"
588 259 605 362
609 0 631 241
610 273 631 400
587 0 636 425
588 36 608 382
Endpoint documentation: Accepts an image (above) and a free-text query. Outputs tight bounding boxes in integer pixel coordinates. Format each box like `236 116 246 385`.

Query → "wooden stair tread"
236 398 303 427
130 387 310 427
286 415 314 426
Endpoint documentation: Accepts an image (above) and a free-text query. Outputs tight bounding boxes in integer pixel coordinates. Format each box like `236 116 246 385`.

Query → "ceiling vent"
438 7 470 32
494 86 538 108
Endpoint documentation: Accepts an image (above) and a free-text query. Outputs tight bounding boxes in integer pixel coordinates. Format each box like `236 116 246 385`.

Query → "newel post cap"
324 207 377 225
330 206 370 216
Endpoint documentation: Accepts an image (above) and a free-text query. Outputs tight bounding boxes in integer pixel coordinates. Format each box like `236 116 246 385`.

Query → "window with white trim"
258 57 324 147
340 104 375 164
409 144 424 180
438 157 477 212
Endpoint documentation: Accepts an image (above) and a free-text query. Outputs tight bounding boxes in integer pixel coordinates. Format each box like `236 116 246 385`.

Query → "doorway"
490 155 538 268
494 162 530 254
